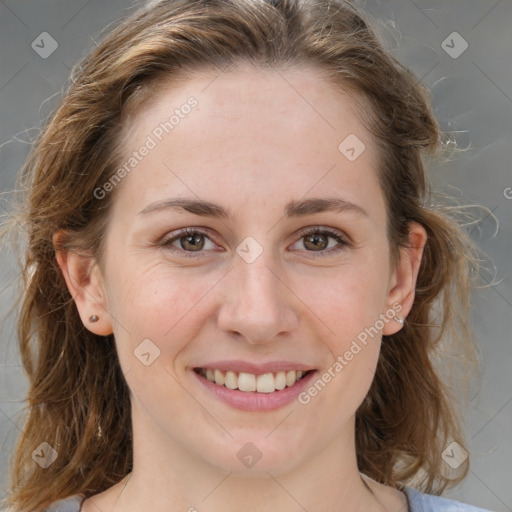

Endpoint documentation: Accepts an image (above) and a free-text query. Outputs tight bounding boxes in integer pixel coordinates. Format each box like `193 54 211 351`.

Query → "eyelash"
159 226 351 258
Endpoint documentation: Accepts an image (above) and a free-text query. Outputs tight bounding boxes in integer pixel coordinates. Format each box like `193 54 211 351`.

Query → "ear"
53 231 113 336
382 222 427 336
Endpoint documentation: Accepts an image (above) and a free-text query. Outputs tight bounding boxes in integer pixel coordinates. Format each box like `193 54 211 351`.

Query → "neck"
102 412 390 512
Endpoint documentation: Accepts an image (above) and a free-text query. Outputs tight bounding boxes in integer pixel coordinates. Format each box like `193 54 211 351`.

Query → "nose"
216 253 299 345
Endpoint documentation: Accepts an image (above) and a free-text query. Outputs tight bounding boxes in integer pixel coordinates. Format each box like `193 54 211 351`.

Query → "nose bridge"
217 245 297 344
238 252 280 304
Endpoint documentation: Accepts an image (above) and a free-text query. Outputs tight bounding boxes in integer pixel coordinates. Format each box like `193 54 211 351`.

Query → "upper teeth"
199 368 306 393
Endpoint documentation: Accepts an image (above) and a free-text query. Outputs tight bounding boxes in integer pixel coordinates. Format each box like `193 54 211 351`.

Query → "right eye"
160 228 218 257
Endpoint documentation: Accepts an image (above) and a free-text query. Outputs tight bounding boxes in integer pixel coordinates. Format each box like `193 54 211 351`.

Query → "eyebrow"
138 196 368 219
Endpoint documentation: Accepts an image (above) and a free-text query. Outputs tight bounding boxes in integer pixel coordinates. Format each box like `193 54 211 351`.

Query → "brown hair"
2 0 483 510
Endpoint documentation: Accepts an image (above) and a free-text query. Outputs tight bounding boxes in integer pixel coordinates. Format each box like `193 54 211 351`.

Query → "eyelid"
159 225 351 257
294 226 351 245
159 227 219 255
291 226 352 256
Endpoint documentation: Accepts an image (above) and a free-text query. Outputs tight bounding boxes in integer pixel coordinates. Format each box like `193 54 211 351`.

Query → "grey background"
0 0 511 510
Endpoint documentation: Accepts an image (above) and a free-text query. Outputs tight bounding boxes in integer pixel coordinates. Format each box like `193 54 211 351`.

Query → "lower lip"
192 370 317 412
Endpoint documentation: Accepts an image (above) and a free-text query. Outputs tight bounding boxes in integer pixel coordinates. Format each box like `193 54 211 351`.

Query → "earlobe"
53 232 113 336
382 222 427 336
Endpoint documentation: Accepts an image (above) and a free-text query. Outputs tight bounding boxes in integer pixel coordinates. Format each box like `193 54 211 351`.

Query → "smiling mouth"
194 368 313 393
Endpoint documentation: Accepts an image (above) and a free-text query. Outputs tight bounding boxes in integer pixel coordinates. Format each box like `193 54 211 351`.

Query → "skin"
55 64 426 512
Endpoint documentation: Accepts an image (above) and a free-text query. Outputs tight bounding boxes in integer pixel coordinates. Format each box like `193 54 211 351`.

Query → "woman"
3 0 494 510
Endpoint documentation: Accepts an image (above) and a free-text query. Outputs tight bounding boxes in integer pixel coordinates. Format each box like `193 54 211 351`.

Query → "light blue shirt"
404 486 495 511
42 486 496 511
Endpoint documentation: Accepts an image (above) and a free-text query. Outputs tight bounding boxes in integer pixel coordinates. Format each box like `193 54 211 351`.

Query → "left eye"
291 227 349 255
160 227 349 257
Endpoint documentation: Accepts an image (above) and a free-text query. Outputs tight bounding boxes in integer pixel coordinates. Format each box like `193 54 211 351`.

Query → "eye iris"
304 233 328 251
181 232 204 251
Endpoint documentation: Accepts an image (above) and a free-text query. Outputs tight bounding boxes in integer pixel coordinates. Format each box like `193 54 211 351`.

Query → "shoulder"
404 486 496 512
40 494 85 512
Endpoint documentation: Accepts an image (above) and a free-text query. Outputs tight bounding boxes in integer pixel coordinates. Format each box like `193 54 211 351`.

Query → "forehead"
114 64 384 220
125 64 368 143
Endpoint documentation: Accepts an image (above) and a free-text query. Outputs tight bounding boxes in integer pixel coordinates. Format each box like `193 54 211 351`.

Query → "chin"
196 434 310 477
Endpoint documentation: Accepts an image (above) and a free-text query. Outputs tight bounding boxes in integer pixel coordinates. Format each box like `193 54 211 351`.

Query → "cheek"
106 261 218 366
291 253 388 408
297 251 390 344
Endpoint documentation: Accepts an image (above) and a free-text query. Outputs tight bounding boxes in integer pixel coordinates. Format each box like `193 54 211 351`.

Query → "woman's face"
67 64 424 476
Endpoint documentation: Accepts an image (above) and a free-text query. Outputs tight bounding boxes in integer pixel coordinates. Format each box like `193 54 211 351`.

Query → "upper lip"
193 360 316 375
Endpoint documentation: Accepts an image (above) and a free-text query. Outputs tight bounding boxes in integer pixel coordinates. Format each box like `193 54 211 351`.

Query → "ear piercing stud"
393 316 404 324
